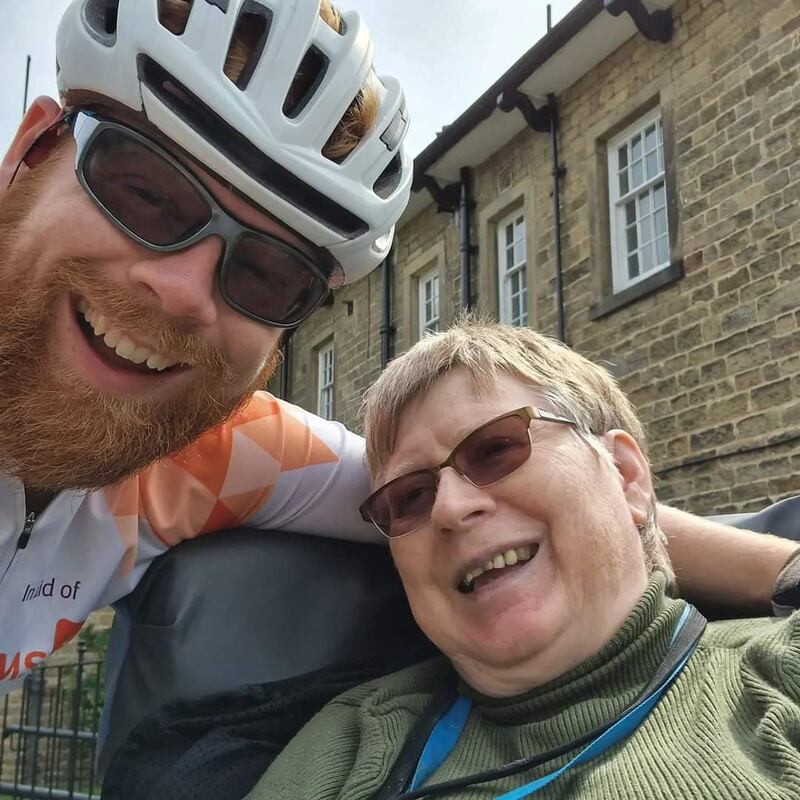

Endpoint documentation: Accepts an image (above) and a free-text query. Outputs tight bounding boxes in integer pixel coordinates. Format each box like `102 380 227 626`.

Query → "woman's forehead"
379 371 545 480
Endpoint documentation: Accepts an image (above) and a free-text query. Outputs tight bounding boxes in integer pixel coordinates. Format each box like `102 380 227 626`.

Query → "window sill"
588 260 683 320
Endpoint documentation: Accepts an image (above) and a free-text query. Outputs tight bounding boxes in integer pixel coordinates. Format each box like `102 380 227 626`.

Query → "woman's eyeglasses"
24 110 330 328
359 406 577 539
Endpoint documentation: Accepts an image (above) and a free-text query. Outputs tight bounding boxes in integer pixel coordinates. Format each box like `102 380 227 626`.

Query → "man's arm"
658 502 800 612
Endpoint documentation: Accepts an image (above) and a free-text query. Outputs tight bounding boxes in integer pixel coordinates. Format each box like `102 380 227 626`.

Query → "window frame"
496 209 528 327
418 266 441 336
316 341 335 420
607 108 671 294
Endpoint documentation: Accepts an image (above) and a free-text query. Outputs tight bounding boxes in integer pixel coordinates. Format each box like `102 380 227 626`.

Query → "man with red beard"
0 0 411 689
1 0 798 702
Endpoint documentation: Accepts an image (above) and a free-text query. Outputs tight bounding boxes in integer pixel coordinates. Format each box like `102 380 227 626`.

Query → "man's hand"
658 503 800 613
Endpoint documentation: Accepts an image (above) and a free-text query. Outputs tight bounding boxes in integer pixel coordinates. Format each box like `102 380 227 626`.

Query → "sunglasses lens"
84 129 211 246
224 234 328 326
366 471 439 538
454 413 531 486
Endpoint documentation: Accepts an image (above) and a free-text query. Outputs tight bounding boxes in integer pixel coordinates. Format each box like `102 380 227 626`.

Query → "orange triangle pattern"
52 619 85 653
104 392 341 548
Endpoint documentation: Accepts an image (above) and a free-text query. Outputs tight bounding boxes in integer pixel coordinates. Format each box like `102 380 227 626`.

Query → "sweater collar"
459 572 685 730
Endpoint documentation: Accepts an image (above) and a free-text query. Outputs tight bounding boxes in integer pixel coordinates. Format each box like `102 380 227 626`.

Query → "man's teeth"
79 303 178 372
461 545 536 589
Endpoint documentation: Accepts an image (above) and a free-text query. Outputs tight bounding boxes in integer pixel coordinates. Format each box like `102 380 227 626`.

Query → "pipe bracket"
604 0 673 43
415 174 461 213
496 89 553 133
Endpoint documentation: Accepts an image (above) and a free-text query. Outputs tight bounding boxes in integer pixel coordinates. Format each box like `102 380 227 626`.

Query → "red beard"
0 176 279 491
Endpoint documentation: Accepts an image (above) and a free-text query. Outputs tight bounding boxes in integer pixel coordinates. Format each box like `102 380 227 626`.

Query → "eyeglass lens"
81 127 326 326
368 412 532 537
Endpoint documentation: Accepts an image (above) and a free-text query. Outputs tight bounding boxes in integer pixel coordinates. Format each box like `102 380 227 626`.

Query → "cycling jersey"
0 391 379 693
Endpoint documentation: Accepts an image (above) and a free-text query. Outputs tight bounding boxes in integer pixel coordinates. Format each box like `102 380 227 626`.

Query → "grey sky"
0 0 581 157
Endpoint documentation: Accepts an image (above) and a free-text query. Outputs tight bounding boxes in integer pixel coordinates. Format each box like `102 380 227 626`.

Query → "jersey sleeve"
246 395 382 543
133 391 382 545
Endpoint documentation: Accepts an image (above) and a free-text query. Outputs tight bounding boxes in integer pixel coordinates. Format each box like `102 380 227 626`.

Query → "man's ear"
604 430 653 527
0 97 63 188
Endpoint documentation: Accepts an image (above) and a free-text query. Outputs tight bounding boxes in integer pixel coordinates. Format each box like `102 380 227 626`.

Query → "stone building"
275 0 800 515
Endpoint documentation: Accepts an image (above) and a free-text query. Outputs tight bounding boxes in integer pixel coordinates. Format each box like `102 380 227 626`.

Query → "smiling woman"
245 318 800 800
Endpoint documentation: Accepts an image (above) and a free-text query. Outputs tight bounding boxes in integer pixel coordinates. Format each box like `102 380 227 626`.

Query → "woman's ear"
604 430 653 527
0 96 63 189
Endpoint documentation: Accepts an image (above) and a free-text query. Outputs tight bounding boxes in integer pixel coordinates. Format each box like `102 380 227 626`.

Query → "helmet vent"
137 55 368 238
83 0 120 44
373 153 402 200
157 0 192 35
282 47 329 119
225 2 273 90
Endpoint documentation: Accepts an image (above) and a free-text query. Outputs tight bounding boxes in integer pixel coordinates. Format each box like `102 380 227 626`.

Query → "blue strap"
410 696 472 790
411 605 696 797
494 635 694 798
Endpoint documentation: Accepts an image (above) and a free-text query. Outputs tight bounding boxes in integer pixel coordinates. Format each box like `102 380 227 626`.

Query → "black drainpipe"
379 248 395 369
548 94 567 344
496 89 567 342
459 167 473 310
279 329 293 400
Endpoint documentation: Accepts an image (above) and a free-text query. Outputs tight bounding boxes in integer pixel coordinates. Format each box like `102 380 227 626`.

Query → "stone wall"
283 0 800 513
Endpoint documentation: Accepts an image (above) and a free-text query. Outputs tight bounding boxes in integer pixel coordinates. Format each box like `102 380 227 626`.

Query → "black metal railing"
1 642 104 800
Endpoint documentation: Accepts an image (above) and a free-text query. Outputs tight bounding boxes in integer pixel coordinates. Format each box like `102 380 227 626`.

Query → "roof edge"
411 0 604 188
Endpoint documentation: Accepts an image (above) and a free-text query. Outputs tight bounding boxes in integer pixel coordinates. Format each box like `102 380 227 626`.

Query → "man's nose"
430 467 494 535
128 237 223 329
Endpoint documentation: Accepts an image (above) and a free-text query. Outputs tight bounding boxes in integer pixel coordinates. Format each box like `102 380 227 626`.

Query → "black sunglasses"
65 111 329 328
359 406 577 539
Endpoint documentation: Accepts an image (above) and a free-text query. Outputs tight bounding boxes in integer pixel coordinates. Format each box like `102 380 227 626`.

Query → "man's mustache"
57 258 234 381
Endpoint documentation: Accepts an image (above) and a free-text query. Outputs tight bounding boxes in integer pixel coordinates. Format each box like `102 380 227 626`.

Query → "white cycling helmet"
55 0 412 283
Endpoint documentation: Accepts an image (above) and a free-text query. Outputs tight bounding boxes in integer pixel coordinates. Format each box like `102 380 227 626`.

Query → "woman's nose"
430 467 494 535
128 236 223 329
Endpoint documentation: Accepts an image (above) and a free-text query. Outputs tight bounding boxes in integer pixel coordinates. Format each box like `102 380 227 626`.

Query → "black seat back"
98 530 433 773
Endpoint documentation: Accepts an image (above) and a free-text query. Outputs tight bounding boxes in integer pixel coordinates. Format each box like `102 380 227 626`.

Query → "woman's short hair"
362 316 673 582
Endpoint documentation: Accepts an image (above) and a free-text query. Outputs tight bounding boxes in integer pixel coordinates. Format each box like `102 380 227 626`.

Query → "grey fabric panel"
708 495 800 540
98 530 430 774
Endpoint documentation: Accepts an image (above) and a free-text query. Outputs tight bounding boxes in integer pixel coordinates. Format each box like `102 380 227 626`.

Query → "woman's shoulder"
701 613 796 651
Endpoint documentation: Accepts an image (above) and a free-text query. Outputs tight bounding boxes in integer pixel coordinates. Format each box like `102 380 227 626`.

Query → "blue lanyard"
410 605 697 797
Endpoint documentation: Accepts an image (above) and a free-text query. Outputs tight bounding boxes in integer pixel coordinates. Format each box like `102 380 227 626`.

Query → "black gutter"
459 168 473 310
548 94 567 343
412 0 604 188
379 249 395 369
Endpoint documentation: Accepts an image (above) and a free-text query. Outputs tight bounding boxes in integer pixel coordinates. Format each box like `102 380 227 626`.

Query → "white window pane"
505 224 514 246
654 182 666 209
618 169 629 196
646 150 659 180
641 241 654 272
654 208 667 237
625 200 637 225
631 133 642 162
631 160 643 188
628 253 640 280
656 235 669 265
639 191 651 218
645 124 657 154
618 144 628 169
639 217 652 247
626 224 638 254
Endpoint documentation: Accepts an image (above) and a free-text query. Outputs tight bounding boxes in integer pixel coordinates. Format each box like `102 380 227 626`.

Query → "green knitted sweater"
246 575 800 799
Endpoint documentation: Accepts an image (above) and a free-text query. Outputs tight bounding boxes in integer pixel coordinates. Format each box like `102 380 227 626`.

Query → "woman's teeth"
460 544 538 592
78 301 178 372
